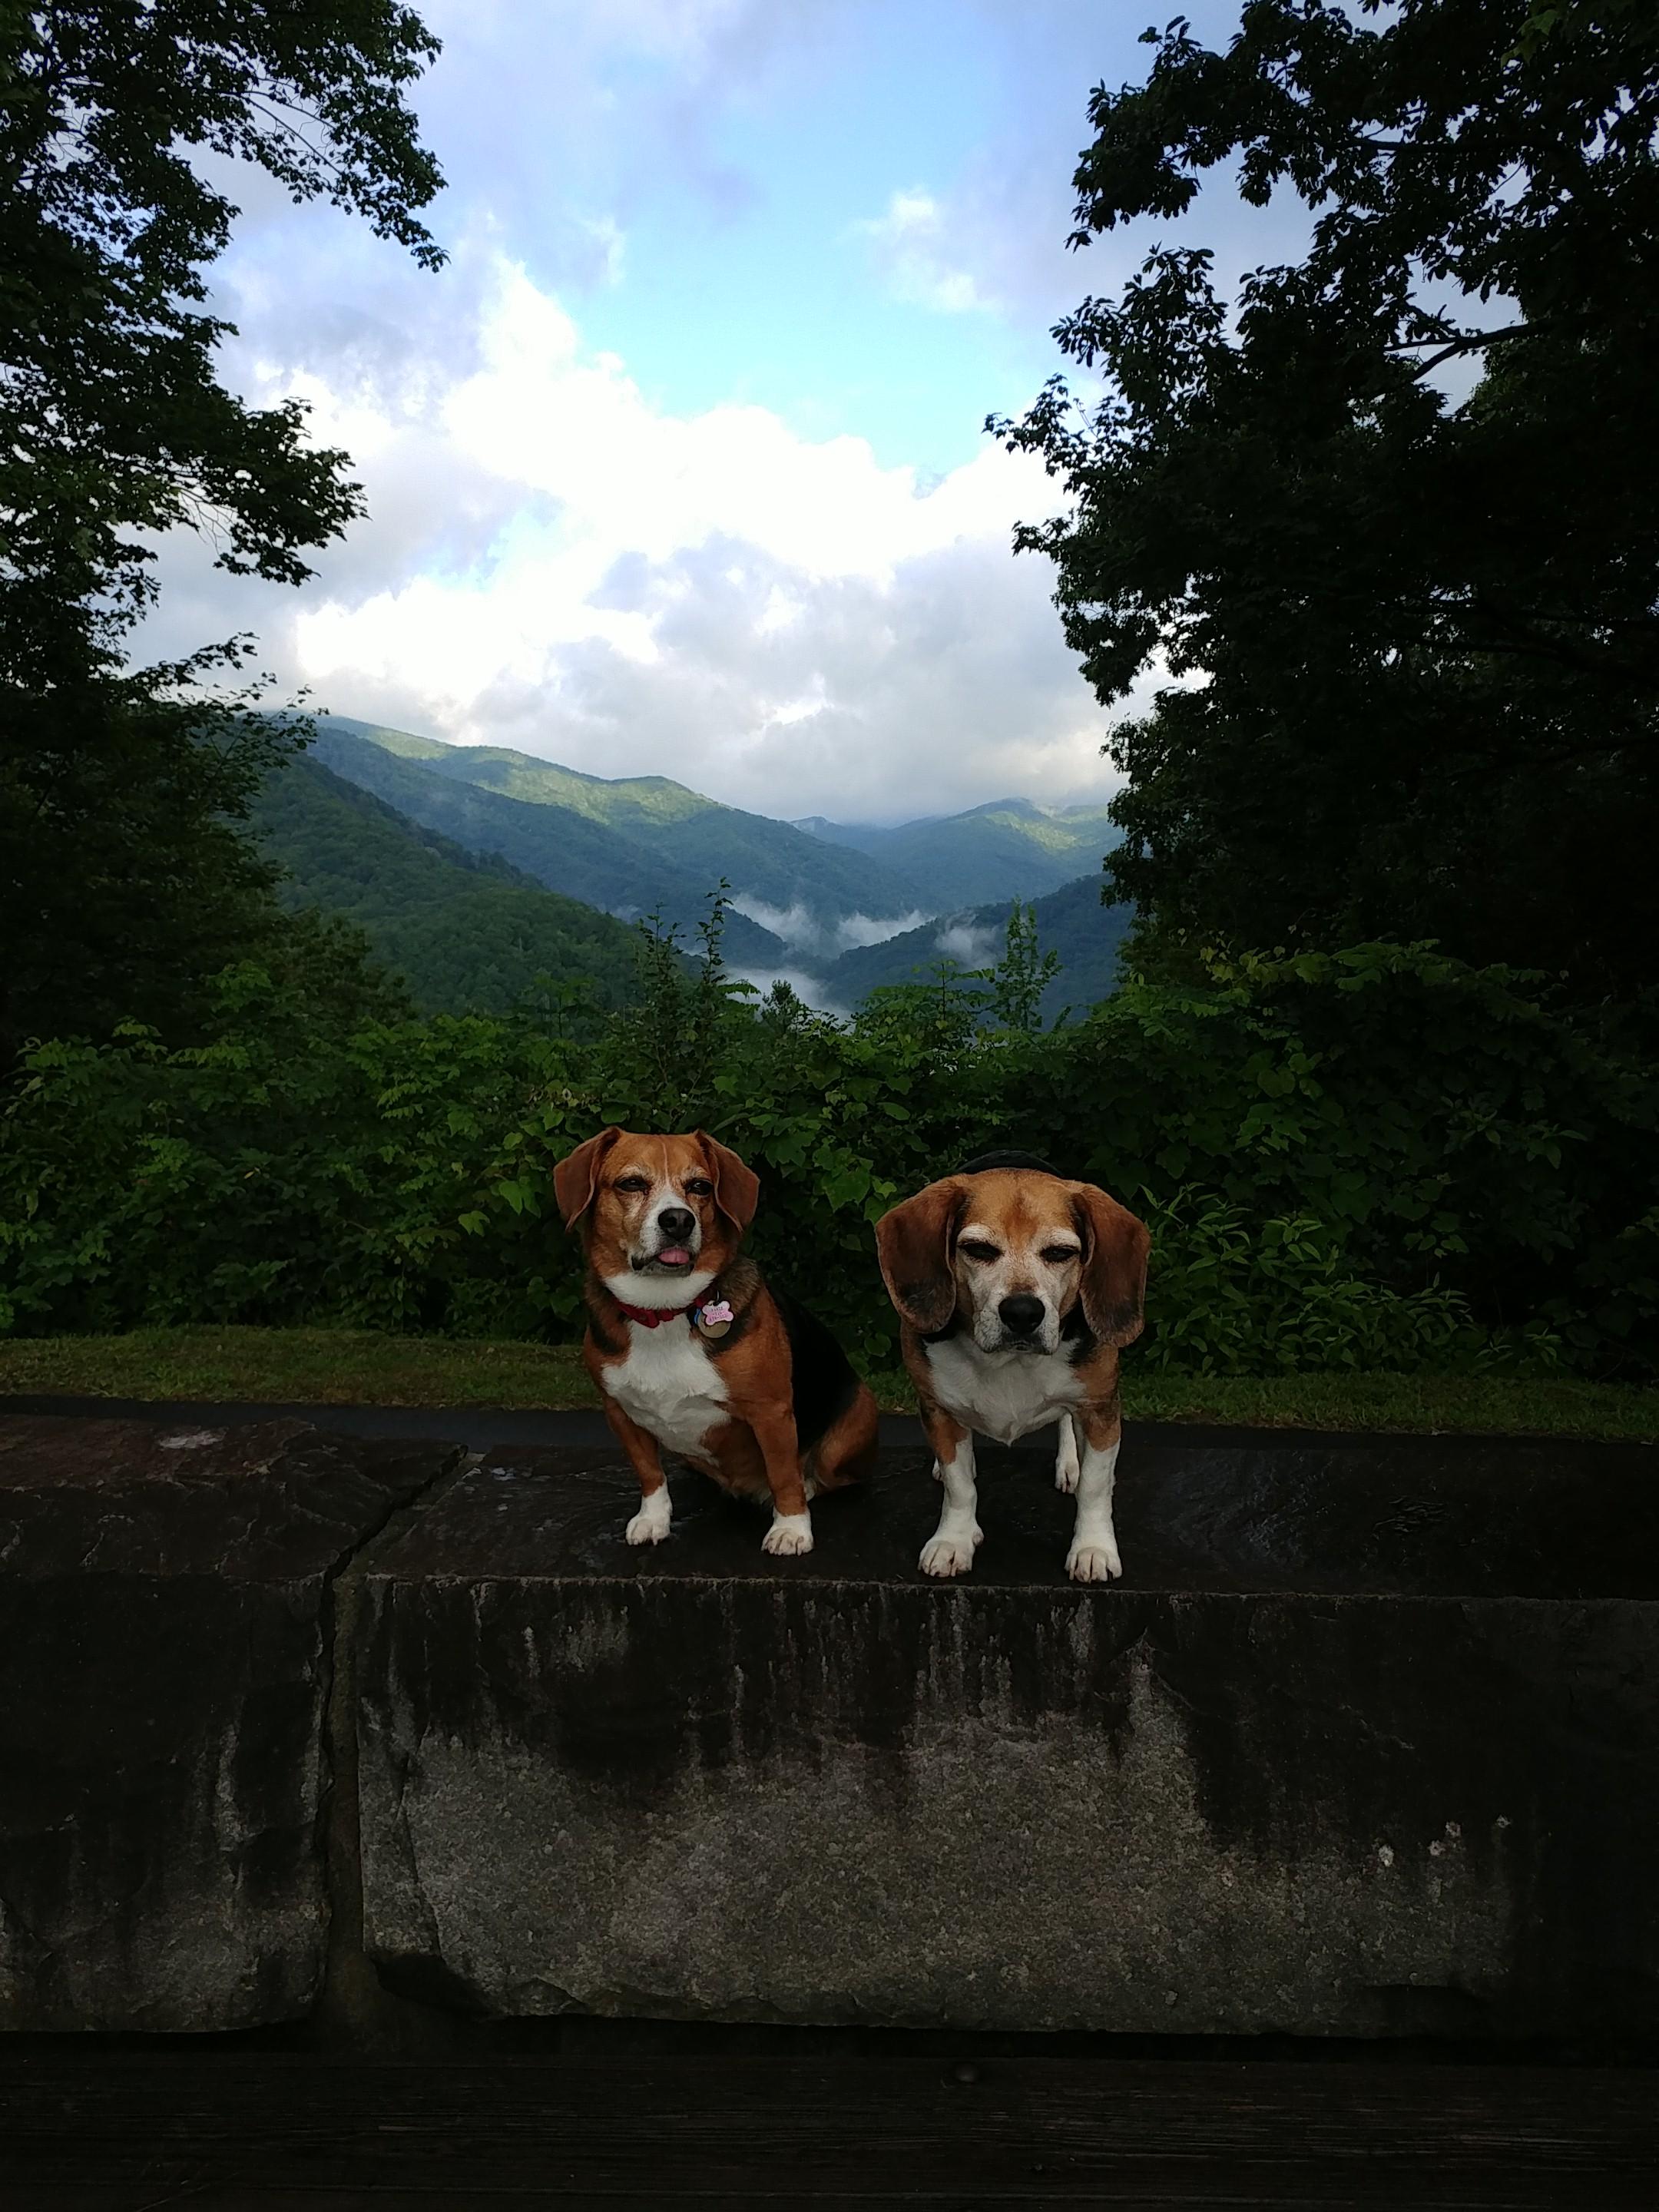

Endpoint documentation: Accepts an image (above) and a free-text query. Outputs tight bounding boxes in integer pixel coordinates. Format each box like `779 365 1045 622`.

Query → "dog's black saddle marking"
954 1147 1065 1179
773 1282 859 1453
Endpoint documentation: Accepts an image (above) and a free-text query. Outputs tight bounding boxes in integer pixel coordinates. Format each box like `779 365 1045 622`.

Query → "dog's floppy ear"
553 1128 621 1230
1070 1182 1151 1346
875 1177 965 1333
695 1131 760 1231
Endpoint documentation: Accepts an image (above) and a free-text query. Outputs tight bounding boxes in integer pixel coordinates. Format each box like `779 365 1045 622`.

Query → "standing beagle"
555 1127 879 1556
875 1150 1150 1583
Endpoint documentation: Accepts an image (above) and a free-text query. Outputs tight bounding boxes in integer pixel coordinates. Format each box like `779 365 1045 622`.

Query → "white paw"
762 1512 814 1557
624 1502 671 1545
1066 1538 1122 1583
919 1528 982 1578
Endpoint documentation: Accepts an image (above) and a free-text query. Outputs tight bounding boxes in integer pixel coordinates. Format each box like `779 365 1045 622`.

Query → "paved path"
3 2052 1657 2207
2 1396 1603 1454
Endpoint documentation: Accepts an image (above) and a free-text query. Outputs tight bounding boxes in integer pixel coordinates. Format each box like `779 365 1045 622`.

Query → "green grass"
0 1326 1654 1439
1120 1369 1659 1442
0 1327 597 1409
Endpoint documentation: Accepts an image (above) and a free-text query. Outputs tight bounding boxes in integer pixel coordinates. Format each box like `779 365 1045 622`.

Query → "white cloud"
836 909 930 949
935 921 998 966
857 188 994 315
731 898 933 955
141 244 1129 822
728 965 850 1020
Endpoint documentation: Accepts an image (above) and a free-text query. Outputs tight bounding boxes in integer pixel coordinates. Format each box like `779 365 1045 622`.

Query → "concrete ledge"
0 1416 459 2030
356 1432 1659 2037
5 1412 1657 2040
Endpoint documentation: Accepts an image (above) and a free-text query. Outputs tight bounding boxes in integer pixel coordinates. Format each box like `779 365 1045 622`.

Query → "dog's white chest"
601 1321 730 1457
923 1336 1083 1445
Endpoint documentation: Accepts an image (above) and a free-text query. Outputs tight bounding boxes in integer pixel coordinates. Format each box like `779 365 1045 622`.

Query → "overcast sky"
144 0 1261 824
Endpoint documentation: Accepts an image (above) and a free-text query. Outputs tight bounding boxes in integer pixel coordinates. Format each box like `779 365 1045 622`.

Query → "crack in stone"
314 1444 474 2049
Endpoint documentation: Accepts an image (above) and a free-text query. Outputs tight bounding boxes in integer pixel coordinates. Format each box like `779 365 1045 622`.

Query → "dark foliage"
4 924 1654 1381
995 0 1659 998
2 0 444 1061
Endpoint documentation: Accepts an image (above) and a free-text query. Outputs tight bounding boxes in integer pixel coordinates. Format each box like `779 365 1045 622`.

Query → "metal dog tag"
694 1300 734 1340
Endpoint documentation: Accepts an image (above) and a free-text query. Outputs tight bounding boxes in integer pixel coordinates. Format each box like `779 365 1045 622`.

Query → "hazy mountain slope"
323 719 919 923
307 724 787 965
318 720 454 763
821 873 1133 1021
796 796 1121 910
250 755 651 1015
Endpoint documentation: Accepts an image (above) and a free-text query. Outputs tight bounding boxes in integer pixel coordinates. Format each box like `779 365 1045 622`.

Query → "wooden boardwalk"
2 2055 1657 2209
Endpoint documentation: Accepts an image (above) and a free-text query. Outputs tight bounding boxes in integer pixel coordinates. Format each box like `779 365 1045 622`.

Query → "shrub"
2 934 1654 1379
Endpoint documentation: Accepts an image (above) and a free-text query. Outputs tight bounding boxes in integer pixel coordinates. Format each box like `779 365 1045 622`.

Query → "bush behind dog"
2 939 1654 1379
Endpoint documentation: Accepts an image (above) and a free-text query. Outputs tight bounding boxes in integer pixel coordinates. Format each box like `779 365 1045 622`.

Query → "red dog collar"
612 1300 684 1330
613 1292 735 1333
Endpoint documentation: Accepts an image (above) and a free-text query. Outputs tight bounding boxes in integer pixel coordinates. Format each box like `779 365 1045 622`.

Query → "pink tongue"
658 1247 691 1265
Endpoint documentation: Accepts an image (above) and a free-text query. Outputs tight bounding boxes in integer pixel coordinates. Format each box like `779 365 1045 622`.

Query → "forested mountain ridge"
250 754 647 1015
821 872 1134 1020
796 796 1122 911
248 734 1132 1023
306 724 790 967
310 717 1122 936
314 718 919 932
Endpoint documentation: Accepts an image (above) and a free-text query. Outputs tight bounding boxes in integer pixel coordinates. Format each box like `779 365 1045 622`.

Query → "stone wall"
4 1414 1657 2038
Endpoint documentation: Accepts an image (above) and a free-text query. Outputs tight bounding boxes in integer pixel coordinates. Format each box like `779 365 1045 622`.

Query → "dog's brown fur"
555 1128 878 1550
876 1166 1148 1456
876 1164 1149 1580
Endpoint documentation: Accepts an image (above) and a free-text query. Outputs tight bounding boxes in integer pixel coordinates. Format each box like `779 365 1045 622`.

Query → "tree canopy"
1 0 442 687
1 0 445 1061
996 0 1659 999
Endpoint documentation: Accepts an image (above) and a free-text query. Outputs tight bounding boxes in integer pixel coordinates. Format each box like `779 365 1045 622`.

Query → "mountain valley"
257 717 1128 1019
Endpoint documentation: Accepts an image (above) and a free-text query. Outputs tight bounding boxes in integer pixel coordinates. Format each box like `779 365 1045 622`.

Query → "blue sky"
149 0 1262 823
544 3 1092 474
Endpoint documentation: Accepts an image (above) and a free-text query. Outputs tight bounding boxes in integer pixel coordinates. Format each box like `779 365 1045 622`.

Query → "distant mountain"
820 873 1134 1022
293 719 1128 1008
250 754 647 1015
398 745 917 919
306 722 789 967
312 719 919 942
795 796 1121 912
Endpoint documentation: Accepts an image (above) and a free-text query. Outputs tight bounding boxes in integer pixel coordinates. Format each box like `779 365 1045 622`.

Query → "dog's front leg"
919 1404 980 1578
748 1399 814 1556
1054 1412 1081 1493
1065 1404 1123 1582
602 1397 674 1545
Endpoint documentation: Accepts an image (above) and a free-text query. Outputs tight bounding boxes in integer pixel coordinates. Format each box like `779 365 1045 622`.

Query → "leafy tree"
2 0 444 1061
978 901 1061 1031
601 887 755 1124
995 0 1659 998
2 0 442 686
4 658 274 1055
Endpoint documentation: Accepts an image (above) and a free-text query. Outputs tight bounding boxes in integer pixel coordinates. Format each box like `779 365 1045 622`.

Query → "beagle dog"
875 1150 1150 1584
554 1127 879 1556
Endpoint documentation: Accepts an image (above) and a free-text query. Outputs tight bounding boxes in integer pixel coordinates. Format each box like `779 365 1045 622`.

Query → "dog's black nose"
657 1207 696 1242
998 1294 1045 1336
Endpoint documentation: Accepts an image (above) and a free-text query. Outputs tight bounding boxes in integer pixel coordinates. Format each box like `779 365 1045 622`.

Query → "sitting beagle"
554 1127 879 1555
875 1150 1150 1583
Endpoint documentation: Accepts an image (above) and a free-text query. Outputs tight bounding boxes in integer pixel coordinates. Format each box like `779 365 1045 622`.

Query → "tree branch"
1388 321 1563 379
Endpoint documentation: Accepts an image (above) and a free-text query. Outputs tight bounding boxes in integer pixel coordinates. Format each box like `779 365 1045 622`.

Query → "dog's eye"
614 1175 651 1194
958 1240 1001 1263
683 1178 714 1196
1041 1245 1080 1265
